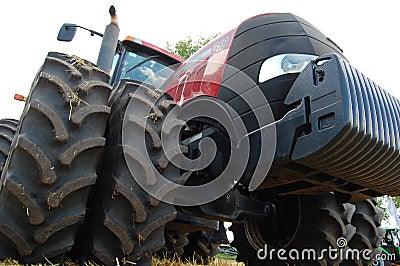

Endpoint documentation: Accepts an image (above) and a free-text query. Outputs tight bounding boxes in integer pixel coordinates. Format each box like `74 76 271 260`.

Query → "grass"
153 257 243 265
215 253 237 261
0 257 244 266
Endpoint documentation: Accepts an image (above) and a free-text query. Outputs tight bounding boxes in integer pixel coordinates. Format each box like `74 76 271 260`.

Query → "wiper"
125 55 159 74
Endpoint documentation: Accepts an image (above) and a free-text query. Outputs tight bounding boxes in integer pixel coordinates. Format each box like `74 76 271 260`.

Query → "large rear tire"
231 194 356 265
82 80 182 265
0 118 19 259
0 119 18 175
158 230 189 259
0 53 111 263
159 230 221 264
342 199 385 265
230 223 286 266
181 231 220 264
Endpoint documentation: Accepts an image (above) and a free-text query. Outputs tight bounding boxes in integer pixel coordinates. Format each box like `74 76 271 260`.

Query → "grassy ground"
153 257 243 265
215 254 237 261
0 258 244 266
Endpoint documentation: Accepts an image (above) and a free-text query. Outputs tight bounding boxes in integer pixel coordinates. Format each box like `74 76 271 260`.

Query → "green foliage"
393 196 400 208
166 34 219 60
377 196 400 223
377 196 390 222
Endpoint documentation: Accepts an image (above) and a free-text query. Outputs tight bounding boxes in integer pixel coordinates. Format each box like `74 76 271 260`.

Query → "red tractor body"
164 28 236 103
112 12 400 201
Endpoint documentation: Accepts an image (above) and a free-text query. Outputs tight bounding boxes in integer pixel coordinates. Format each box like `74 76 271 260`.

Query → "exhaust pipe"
96 5 120 73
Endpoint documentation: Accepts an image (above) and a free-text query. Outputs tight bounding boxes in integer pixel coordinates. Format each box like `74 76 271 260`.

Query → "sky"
0 1 398 119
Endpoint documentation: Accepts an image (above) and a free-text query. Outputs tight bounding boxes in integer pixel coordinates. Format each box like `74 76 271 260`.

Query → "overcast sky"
1 1 398 119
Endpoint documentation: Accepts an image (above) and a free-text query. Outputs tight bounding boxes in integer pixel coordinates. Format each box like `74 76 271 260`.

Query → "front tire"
82 80 184 265
0 53 111 263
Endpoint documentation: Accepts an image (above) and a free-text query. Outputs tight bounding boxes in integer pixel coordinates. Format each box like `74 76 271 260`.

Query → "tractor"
0 5 398 266
380 228 400 265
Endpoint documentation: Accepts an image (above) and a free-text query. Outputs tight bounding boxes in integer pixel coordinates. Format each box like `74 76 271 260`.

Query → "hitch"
180 188 277 222
231 189 277 220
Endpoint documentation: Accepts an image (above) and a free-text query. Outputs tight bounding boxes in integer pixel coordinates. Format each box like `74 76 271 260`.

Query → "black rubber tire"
231 194 356 266
0 52 111 263
158 230 221 264
342 199 385 266
230 223 286 266
0 119 19 259
287 195 356 266
157 231 189 259
181 231 220 264
0 119 18 175
82 80 181 265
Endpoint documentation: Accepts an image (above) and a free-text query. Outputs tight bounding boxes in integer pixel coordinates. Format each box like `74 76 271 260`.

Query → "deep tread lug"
39 72 74 102
34 208 85 243
17 136 57 185
59 137 106 165
4 179 44 225
30 100 68 141
128 93 163 118
128 115 162 148
71 105 111 126
47 175 97 208
114 178 147 223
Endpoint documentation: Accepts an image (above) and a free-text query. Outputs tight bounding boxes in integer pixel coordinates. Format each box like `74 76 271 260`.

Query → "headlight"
258 54 317 83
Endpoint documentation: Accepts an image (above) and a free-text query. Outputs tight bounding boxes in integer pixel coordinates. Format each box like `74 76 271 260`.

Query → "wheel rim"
243 195 301 250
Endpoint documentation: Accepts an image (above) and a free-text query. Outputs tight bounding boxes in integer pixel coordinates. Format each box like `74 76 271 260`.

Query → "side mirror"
57 23 77 42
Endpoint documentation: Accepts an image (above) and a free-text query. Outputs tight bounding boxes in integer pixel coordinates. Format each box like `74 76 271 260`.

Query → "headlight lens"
259 54 317 83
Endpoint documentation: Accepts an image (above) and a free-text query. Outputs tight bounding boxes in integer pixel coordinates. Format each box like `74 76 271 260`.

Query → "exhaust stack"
96 5 120 73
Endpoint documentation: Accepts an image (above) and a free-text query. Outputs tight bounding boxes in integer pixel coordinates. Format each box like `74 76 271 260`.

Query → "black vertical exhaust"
97 5 120 73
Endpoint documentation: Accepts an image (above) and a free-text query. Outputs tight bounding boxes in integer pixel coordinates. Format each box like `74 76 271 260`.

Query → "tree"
377 195 400 223
166 34 219 60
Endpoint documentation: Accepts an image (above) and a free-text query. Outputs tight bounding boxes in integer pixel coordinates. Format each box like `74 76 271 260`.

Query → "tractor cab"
109 37 182 87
